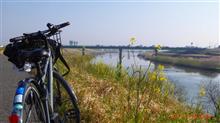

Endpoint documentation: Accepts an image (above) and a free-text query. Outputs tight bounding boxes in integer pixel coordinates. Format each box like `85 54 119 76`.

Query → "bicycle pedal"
64 109 77 119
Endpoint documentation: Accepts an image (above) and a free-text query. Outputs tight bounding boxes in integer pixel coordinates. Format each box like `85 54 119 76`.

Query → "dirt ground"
0 55 29 122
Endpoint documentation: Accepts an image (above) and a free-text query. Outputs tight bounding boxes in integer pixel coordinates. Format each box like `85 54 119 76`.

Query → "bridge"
63 45 205 50
63 45 155 50
63 45 205 75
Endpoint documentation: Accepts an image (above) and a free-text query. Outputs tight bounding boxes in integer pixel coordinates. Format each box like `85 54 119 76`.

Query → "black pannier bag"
4 42 26 68
3 38 70 76
3 39 57 69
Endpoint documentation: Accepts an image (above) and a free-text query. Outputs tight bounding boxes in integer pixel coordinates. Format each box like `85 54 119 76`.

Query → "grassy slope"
57 49 213 122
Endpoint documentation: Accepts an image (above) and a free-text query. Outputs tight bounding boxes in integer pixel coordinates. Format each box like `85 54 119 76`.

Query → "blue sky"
0 0 219 47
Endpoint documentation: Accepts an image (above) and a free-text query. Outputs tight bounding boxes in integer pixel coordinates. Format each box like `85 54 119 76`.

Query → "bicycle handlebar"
10 22 70 42
54 22 70 30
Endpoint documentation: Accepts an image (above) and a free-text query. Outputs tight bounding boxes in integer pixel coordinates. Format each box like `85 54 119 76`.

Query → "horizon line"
2 1 218 3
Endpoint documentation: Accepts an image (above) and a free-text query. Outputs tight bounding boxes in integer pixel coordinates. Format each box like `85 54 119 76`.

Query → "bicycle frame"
37 48 55 123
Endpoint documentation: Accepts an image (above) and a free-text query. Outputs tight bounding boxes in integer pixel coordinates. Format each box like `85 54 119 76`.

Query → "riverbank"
138 51 220 72
58 49 215 122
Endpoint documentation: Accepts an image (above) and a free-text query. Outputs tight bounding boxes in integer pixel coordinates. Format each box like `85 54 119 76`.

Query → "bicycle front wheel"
9 79 47 123
53 71 80 123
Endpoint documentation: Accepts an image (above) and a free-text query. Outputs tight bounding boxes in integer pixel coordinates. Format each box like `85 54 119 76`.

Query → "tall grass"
56 49 212 122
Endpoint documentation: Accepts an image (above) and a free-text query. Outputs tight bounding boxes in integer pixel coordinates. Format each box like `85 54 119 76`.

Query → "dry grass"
0 48 4 55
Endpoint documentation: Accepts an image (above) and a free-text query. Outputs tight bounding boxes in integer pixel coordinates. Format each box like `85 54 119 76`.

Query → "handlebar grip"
10 36 25 42
56 22 70 29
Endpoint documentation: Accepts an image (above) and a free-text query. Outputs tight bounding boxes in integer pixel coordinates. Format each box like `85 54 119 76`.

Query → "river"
93 50 220 110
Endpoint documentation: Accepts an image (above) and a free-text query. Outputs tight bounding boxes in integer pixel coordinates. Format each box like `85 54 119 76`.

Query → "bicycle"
3 22 80 123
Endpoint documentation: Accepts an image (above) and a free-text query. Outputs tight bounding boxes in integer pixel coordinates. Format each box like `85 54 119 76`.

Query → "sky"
0 0 219 47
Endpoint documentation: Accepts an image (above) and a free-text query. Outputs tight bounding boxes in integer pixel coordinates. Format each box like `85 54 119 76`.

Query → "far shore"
138 50 220 72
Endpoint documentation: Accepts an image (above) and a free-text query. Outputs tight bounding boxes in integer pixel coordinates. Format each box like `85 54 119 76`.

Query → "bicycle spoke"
33 94 39 122
25 104 33 123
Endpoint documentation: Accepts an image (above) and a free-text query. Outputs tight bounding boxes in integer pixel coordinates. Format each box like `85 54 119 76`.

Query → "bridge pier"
128 50 130 59
118 48 123 77
119 48 122 66
82 47 85 56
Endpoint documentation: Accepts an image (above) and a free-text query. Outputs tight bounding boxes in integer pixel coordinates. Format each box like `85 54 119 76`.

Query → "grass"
56 49 215 122
0 48 4 55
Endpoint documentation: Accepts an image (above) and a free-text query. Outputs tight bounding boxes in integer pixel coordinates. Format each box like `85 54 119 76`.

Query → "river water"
94 50 220 106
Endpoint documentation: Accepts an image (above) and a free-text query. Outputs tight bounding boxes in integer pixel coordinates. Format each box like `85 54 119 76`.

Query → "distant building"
73 41 78 46
69 40 78 46
69 40 74 46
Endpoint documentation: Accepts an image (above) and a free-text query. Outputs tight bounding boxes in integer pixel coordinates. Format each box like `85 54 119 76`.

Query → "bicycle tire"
53 71 80 123
9 78 47 123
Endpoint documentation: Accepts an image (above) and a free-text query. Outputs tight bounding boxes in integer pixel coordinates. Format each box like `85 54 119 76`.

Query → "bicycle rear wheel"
9 79 47 123
53 71 80 123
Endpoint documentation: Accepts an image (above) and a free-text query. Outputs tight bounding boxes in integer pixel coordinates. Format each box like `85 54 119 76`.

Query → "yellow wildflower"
159 77 167 81
155 44 161 50
150 72 157 81
199 85 206 97
154 87 161 94
158 64 164 71
130 37 136 45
